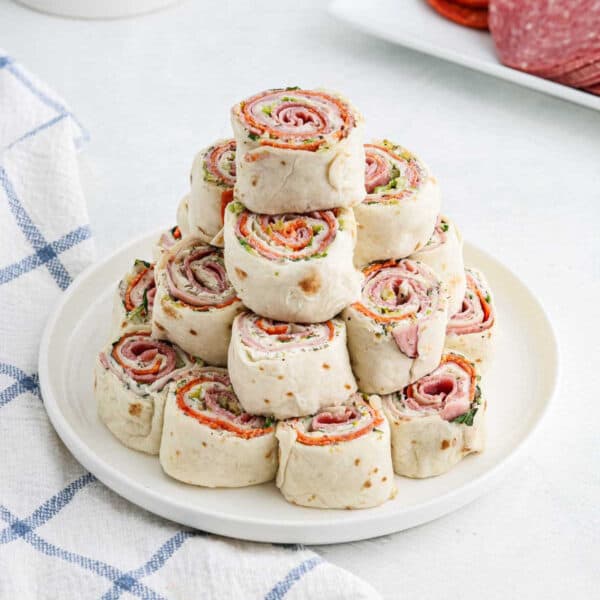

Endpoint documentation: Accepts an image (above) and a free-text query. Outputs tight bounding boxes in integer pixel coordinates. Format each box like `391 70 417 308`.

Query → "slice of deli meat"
445 267 496 370
228 311 356 419
152 236 244 366
410 215 466 316
382 352 485 478
224 202 361 323
427 0 489 30
231 88 365 214
276 394 395 509
343 259 448 394
189 139 236 239
354 140 440 266
159 367 277 487
153 225 182 262
489 0 600 75
94 331 200 455
110 259 156 339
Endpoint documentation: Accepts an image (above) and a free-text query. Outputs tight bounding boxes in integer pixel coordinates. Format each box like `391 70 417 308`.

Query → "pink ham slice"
392 323 419 359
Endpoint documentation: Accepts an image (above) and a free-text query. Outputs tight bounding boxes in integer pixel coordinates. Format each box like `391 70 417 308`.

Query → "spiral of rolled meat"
152 236 243 366
342 259 448 394
228 311 356 419
110 260 156 339
159 366 277 487
232 87 365 214
276 394 395 508
354 140 440 266
382 352 485 478
224 202 360 323
445 268 496 369
188 139 236 240
94 331 198 454
409 215 466 315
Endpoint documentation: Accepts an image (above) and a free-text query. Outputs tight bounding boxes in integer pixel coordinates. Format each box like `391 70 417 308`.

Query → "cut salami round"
489 0 600 74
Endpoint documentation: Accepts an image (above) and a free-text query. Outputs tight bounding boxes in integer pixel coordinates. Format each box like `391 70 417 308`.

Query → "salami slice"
427 0 489 30
489 1 600 74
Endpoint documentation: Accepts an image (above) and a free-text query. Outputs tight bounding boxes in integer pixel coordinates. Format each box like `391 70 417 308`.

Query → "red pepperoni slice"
427 0 489 30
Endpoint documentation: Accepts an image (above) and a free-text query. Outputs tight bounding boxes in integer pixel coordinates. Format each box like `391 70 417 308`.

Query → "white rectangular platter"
330 0 600 112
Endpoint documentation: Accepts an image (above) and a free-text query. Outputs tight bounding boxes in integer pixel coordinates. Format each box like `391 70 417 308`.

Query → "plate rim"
38 229 560 544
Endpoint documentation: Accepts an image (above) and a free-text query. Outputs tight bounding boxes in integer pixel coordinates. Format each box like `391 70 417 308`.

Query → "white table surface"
2 0 599 598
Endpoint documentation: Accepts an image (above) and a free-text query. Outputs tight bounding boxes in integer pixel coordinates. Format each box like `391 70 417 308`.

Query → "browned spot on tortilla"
175 450 181 457
258 366 264 371
298 271 321 295
382 476 388 482
308 494 316 501
363 480 372 489
372 467 379 474
411 440 417 444
128 403 142 417
162 303 180 319
265 449 273 459
235 267 247 280
264 399 270 404
202 441 207 447
277 375 284 380
189 329 197 336
354 458 360 466
251 176 258 187
280 160 286 166
322 363 330 370
154 321 166 332
463 446 472 453
169 431 173 437
121 321 127 328
286 392 293 397
345 506 352 510
441 440 450 450
344 384 352 390
452 438 457 447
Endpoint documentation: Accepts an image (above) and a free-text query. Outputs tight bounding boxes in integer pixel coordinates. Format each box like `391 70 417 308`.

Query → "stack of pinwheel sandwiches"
95 88 496 509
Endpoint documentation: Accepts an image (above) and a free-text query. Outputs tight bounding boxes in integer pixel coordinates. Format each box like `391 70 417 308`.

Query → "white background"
2 0 599 597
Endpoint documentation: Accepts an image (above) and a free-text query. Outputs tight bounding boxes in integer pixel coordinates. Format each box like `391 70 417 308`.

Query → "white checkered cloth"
0 53 380 600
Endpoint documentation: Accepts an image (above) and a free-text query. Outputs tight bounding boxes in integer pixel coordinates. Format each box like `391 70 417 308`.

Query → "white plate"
39 231 558 544
330 0 600 112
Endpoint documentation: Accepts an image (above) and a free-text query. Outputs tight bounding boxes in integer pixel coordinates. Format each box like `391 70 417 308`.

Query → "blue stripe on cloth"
100 531 202 600
0 166 73 290
264 557 324 600
5 113 68 151
0 505 166 600
0 362 39 408
0 225 91 286
0 473 95 544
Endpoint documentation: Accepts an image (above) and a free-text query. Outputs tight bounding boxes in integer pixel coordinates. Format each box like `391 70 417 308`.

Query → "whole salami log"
159 366 277 487
276 394 395 509
228 311 357 419
224 202 360 323
231 88 365 214
189 139 236 239
343 259 448 394
94 331 199 454
354 140 440 266
409 215 466 316
152 237 244 366
445 268 496 369
382 352 485 478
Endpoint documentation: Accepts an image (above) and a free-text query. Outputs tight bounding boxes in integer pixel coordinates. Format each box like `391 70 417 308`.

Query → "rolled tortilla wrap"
354 140 440 266
228 311 357 419
410 215 466 316
276 394 395 509
152 237 244 366
110 259 156 339
343 259 448 394
159 366 277 487
224 202 361 323
445 268 496 370
382 352 485 478
94 331 199 455
232 88 365 214
153 225 183 262
176 195 191 236
189 139 236 239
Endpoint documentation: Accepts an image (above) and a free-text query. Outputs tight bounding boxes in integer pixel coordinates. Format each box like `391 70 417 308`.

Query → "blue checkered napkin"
0 53 380 600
